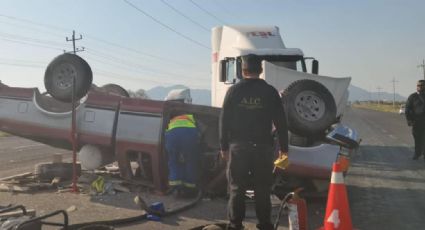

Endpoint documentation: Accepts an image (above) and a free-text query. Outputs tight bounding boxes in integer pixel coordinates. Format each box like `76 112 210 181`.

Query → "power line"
0 37 64 51
188 0 226 24
0 13 204 66
0 33 208 81
0 20 65 38
0 57 46 64
0 31 68 47
84 49 207 81
0 56 209 88
84 36 189 66
123 0 210 49
0 29 208 76
0 61 44 68
0 14 68 32
160 0 209 32
211 0 234 17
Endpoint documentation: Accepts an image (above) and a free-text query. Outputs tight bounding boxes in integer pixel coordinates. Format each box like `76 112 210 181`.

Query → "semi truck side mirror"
219 60 227 82
236 58 242 79
312 60 319 74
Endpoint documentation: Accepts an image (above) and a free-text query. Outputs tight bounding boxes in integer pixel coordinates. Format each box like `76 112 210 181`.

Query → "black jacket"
405 92 425 126
219 78 289 152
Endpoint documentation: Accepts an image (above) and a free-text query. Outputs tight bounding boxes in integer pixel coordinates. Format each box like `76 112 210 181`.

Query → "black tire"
283 79 336 136
44 53 93 102
34 162 81 181
289 133 309 147
101 84 130 97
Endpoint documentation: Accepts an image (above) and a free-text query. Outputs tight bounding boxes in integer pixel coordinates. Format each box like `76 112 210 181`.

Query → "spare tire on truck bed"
44 53 93 102
282 79 337 136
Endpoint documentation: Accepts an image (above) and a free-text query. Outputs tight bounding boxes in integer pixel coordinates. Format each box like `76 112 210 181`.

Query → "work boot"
256 222 273 230
225 223 244 230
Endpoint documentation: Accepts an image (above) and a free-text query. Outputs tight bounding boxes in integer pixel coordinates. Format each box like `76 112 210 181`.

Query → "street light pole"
418 59 425 80
377 86 382 107
391 78 398 111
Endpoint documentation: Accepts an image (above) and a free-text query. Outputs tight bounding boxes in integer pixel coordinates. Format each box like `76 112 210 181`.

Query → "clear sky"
0 0 424 97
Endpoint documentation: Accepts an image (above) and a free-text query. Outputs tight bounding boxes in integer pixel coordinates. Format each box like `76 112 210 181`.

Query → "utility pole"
418 59 425 80
65 30 84 194
65 30 85 54
391 78 399 110
376 86 382 106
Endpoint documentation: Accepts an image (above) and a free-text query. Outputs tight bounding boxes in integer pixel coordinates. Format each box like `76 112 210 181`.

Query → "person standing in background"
405 80 425 161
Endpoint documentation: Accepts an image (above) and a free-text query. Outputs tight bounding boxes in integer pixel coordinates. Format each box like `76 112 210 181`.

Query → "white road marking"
381 129 388 133
14 144 44 150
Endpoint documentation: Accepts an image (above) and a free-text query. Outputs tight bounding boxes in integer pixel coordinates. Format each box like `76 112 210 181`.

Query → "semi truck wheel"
44 53 93 102
283 79 336 136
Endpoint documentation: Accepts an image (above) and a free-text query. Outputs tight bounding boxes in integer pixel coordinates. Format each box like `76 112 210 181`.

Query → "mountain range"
146 85 211 105
348 85 406 102
145 84 407 106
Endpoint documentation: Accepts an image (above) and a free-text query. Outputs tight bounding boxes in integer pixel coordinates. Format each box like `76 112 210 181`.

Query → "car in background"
399 104 405 115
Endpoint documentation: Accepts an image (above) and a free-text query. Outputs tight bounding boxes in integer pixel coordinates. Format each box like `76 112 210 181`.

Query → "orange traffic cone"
319 162 354 230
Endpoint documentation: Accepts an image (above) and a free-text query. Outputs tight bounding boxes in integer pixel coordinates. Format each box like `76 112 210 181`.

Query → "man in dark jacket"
405 80 425 161
219 54 289 230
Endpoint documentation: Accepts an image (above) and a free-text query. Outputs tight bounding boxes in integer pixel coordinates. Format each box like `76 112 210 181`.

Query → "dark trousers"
412 124 425 159
227 142 274 230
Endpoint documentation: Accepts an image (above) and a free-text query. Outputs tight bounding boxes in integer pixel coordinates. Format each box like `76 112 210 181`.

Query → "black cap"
241 54 262 74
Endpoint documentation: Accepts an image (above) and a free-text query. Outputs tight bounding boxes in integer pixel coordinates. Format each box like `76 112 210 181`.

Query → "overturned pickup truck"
0 34 358 195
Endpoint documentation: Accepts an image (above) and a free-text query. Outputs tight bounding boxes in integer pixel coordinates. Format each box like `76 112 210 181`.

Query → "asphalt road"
0 107 424 230
343 107 425 230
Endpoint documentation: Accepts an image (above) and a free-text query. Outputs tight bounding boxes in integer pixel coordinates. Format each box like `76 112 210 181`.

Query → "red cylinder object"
287 195 308 230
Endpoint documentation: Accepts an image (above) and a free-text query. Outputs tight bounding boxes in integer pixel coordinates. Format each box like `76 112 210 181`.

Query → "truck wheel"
289 133 310 147
44 53 92 102
35 162 81 182
101 83 130 97
283 79 336 136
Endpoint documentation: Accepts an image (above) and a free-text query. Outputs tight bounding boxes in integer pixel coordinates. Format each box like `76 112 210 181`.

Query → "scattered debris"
0 163 154 196
0 172 53 193
65 205 77 213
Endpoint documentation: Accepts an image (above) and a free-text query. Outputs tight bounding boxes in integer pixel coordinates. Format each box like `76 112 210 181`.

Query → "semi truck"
0 25 359 194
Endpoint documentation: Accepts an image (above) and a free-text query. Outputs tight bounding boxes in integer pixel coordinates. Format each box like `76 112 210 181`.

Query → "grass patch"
0 131 10 137
352 102 400 113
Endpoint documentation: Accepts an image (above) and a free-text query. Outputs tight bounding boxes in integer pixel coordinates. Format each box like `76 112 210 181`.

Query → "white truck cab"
212 26 309 107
